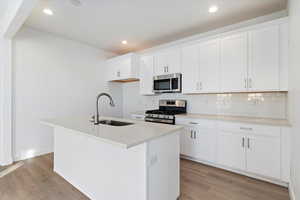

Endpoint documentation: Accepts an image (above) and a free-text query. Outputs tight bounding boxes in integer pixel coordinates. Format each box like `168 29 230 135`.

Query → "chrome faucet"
91 93 115 125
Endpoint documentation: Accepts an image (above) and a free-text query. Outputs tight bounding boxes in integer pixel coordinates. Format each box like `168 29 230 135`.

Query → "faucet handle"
90 115 95 123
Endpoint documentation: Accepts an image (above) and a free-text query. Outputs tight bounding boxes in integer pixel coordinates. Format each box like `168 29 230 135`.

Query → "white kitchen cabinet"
140 55 154 95
279 22 289 91
193 126 217 163
217 130 246 171
181 44 199 93
106 53 139 82
178 119 217 163
246 134 281 179
182 39 220 94
220 32 248 92
217 122 282 180
180 126 196 157
154 48 181 76
178 116 290 184
198 39 220 93
248 25 280 91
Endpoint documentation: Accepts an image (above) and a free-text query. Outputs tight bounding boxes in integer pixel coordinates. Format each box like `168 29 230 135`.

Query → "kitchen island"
42 117 182 200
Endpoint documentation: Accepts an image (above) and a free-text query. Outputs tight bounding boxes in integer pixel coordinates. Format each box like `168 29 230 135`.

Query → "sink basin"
97 120 134 126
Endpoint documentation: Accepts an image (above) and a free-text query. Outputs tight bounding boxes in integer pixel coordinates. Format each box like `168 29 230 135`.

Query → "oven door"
153 73 181 93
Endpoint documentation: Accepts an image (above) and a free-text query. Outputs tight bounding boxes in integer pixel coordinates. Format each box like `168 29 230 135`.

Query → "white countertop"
176 113 291 127
130 111 291 127
41 117 183 149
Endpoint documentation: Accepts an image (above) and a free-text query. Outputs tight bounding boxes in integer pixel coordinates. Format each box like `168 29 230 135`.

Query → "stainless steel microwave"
153 73 182 93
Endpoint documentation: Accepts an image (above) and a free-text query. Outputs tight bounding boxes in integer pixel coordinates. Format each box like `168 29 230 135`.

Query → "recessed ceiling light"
209 5 218 13
122 40 128 45
43 8 53 16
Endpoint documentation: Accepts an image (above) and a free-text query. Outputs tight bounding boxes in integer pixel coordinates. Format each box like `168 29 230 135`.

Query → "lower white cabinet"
178 120 217 163
180 127 196 157
217 131 246 171
178 118 290 184
246 134 281 179
217 123 281 180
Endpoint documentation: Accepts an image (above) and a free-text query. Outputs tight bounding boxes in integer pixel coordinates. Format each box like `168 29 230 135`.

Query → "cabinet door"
119 57 131 79
248 25 280 91
198 39 220 93
167 48 181 74
180 127 196 157
279 22 289 91
246 135 281 179
106 60 119 81
217 131 246 171
154 48 181 76
140 56 154 95
194 127 217 163
220 33 248 92
181 44 199 93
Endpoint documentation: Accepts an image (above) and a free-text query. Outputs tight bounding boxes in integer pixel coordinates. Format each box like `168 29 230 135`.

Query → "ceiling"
25 0 287 54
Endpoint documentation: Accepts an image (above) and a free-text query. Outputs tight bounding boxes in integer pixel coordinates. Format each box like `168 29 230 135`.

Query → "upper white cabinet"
106 53 139 82
220 32 248 92
140 55 154 95
198 39 220 93
182 44 199 93
182 39 220 94
220 20 288 92
138 17 288 95
248 25 280 91
154 48 181 76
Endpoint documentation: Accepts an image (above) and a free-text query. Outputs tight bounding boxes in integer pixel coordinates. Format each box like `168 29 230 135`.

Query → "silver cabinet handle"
240 127 253 131
244 78 247 88
189 122 199 125
247 138 250 149
194 131 197 139
166 66 168 73
242 137 245 147
117 71 120 77
190 130 193 139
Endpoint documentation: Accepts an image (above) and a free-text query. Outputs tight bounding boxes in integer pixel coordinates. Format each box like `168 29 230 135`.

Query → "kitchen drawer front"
176 118 216 129
217 121 281 138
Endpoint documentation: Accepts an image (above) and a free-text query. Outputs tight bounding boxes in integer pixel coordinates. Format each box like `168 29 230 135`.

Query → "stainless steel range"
145 99 187 125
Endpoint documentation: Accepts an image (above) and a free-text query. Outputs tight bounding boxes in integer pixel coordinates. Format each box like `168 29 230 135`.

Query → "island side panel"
146 131 180 200
54 127 147 200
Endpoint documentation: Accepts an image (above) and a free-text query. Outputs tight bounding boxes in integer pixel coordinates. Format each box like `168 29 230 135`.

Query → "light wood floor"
0 154 290 200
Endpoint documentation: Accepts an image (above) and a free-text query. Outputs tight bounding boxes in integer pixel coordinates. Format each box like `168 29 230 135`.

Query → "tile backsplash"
122 82 287 119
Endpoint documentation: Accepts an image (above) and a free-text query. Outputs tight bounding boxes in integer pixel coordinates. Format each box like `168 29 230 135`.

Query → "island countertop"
41 117 183 149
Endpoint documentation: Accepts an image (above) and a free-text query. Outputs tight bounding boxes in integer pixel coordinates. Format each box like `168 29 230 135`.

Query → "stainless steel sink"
97 120 134 126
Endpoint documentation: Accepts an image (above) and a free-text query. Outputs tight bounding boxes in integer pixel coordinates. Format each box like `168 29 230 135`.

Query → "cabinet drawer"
176 118 216 128
217 122 280 137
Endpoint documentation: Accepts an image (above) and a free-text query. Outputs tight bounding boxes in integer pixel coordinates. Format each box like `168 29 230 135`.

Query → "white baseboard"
14 148 53 162
289 182 296 200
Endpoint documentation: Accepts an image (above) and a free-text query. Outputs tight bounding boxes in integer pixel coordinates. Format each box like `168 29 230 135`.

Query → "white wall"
12 27 122 161
0 38 13 165
288 0 300 199
122 82 287 119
